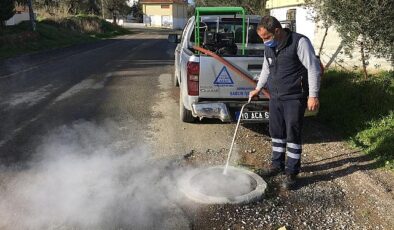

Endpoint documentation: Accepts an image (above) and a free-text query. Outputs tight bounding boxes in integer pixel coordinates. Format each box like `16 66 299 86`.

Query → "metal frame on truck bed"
194 7 246 55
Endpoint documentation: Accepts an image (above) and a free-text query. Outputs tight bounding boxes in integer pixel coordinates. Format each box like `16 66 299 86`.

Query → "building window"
285 9 297 32
286 9 296 21
161 4 170 9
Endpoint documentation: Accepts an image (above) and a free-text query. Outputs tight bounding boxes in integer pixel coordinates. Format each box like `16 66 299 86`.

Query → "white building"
266 0 392 71
6 5 30 26
140 0 188 29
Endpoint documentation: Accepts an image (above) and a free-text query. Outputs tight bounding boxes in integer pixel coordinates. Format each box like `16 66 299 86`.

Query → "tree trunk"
101 0 105 18
325 41 343 69
112 14 117 24
359 38 368 79
318 26 329 56
27 0 36 31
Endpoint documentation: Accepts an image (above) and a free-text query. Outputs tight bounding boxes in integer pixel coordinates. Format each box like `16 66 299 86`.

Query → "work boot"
281 174 298 190
256 165 283 178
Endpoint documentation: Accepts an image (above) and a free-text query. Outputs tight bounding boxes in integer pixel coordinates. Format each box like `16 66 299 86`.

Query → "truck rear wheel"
180 92 195 123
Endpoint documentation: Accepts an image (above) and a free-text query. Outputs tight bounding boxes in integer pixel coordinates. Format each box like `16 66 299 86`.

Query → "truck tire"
180 93 195 123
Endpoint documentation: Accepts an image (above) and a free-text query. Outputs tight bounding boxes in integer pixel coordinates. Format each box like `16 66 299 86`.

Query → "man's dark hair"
258 16 282 33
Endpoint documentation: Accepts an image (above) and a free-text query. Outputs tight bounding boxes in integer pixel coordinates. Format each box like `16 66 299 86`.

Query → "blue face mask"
264 39 278 48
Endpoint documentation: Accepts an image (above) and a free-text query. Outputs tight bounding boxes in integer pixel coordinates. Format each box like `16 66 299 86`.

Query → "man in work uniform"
249 16 321 190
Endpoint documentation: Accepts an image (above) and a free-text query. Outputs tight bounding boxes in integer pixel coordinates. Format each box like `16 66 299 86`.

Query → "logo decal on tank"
213 66 234 85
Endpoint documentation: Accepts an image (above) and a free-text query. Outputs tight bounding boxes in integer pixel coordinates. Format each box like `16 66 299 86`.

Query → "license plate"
236 111 269 121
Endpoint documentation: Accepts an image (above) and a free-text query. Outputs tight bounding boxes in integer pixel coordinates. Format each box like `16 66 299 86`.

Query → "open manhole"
179 166 267 204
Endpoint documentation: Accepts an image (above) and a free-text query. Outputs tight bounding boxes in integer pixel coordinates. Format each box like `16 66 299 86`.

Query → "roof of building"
266 0 305 9
140 0 187 4
195 7 245 15
15 5 29 13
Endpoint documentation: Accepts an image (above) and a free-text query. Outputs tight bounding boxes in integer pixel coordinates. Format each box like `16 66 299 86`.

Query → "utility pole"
27 0 36 31
101 0 105 19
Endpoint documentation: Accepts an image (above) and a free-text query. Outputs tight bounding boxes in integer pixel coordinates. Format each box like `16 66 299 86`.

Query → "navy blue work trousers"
269 97 307 175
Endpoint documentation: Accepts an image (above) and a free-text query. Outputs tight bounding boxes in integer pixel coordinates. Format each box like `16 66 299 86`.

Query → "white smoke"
0 121 187 230
0 120 257 230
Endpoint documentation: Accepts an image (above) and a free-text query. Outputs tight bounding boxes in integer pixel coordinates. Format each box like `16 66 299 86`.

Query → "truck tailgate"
199 55 264 99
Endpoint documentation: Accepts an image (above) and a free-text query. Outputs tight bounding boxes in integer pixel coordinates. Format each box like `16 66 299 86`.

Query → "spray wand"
223 96 252 175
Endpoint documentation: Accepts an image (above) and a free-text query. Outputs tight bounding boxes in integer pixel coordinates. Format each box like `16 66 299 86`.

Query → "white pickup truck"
170 8 269 123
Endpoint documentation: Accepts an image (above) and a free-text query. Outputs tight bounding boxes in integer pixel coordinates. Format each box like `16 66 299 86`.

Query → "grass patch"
0 15 131 59
318 70 394 169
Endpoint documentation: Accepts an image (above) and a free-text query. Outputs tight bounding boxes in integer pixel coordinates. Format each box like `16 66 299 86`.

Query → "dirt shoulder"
179 118 394 229
150 73 393 229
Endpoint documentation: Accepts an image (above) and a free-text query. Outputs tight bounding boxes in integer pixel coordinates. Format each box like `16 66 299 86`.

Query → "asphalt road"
1 28 393 230
0 28 238 229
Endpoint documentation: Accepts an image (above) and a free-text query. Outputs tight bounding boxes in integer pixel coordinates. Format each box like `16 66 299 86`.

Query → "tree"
81 0 101 15
304 0 331 57
131 2 143 22
16 0 36 31
27 0 36 31
32 0 78 17
32 0 101 17
195 0 268 15
306 0 394 78
102 0 130 23
187 4 195 17
0 0 15 29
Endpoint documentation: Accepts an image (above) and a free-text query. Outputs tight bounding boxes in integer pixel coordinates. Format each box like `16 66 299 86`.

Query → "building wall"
270 5 392 71
313 22 392 71
267 0 305 9
143 4 171 27
144 4 172 16
143 14 164 27
143 3 187 29
6 12 30 26
172 4 187 29
269 6 315 41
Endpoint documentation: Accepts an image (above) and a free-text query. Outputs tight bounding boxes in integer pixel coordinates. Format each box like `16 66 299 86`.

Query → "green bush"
0 16 130 59
353 112 394 169
318 70 394 169
41 15 130 37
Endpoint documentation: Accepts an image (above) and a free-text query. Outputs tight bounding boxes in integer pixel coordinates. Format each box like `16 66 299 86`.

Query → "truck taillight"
187 61 199 96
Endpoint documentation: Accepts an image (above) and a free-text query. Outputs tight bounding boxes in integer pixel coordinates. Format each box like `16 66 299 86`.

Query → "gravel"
178 119 393 230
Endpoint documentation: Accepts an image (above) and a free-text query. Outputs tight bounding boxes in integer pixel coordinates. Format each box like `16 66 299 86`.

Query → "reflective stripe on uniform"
272 138 286 144
273 146 285 152
287 143 302 149
287 151 301 159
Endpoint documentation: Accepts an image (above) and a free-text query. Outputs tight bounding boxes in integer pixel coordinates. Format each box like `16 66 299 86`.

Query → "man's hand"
249 89 260 100
307 97 319 111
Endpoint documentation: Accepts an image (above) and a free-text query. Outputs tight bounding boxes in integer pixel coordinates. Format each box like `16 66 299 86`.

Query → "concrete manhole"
179 166 267 204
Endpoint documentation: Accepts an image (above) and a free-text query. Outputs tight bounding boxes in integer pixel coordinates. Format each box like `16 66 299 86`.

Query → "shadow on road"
296 152 379 190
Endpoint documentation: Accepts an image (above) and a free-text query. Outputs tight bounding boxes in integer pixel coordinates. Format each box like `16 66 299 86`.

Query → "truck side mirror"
168 34 180 43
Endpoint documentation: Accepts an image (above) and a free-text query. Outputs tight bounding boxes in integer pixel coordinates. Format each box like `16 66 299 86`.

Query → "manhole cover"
179 166 267 204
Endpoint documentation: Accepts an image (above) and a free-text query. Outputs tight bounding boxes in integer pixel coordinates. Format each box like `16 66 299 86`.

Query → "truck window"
190 22 263 44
